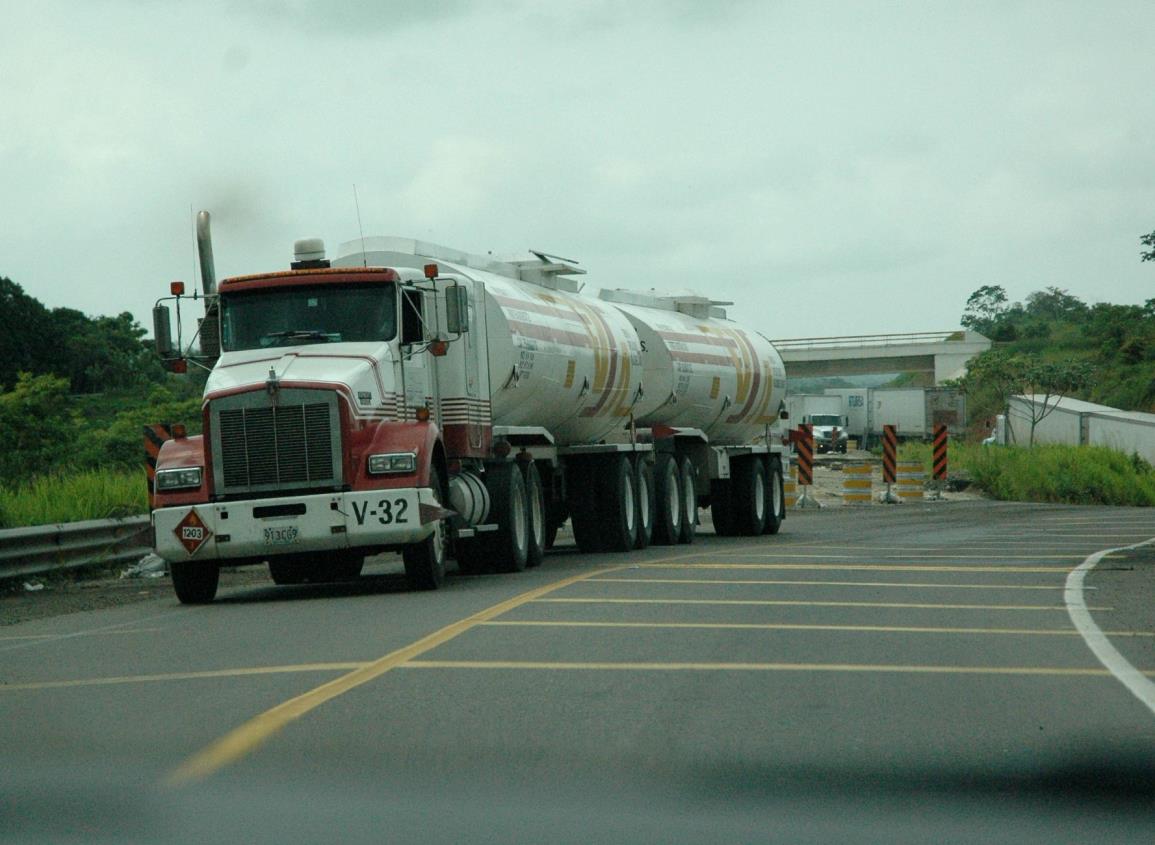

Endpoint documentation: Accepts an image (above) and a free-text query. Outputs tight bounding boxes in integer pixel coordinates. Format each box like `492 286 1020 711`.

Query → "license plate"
264 526 300 546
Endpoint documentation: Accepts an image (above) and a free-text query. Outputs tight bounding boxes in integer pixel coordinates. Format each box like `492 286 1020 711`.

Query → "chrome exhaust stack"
195 210 221 359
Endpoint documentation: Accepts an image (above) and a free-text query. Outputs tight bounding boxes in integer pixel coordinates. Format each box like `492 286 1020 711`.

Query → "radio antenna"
352 183 368 267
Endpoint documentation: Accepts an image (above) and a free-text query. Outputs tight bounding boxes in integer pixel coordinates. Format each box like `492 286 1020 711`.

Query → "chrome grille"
212 390 341 494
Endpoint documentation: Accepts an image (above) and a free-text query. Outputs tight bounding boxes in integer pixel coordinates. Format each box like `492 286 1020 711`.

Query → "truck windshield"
220 283 397 351
810 414 843 426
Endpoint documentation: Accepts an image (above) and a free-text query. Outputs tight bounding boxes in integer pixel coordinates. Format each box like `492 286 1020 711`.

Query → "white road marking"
1065 537 1155 719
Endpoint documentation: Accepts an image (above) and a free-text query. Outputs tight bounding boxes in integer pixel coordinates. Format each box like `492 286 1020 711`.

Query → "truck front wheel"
171 560 220 604
404 468 448 590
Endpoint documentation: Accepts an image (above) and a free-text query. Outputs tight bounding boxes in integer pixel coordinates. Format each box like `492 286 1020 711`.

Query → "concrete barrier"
841 464 873 504
896 460 925 502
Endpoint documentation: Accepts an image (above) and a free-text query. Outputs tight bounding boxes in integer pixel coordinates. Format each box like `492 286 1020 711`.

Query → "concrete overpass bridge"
771 331 991 384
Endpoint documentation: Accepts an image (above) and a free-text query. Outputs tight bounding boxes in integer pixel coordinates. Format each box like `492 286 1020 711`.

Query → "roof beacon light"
424 263 439 279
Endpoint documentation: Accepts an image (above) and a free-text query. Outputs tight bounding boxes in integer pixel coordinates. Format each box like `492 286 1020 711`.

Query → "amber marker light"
415 406 431 422
429 340 449 357
170 281 185 296
424 263 439 279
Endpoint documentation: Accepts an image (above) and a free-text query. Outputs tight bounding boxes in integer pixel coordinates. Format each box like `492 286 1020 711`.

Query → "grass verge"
898 441 1155 506
0 468 148 529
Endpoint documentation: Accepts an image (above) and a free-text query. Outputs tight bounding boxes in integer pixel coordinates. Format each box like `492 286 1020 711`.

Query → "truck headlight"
155 467 203 491
368 452 417 475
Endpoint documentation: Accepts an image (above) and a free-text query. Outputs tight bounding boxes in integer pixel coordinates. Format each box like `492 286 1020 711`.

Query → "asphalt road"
3 500 1155 843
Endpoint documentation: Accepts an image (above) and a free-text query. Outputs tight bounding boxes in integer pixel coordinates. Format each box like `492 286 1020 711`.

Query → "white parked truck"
824 387 966 445
149 214 791 603
785 394 848 453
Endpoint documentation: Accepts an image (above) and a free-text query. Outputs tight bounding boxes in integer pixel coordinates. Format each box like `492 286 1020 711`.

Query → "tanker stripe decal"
657 330 739 350
726 329 764 424
492 294 587 325
507 319 593 350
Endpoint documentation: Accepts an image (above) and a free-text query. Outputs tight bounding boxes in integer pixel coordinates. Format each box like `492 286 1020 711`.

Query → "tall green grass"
897 441 1155 506
0 468 148 529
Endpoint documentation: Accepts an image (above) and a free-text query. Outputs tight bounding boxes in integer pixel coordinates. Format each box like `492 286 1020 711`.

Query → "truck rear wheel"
764 458 786 535
568 461 603 553
404 468 447 590
488 462 530 573
634 459 654 550
732 458 768 536
676 455 697 544
171 560 220 604
600 455 636 553
651 453 682 546
522 461 546 568
710 480 738 537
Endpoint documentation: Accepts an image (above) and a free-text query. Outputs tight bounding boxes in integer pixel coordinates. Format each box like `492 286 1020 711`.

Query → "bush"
962 444 1155 506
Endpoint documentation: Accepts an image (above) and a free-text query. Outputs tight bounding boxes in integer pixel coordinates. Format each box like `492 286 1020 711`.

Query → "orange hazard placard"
174 508 213 556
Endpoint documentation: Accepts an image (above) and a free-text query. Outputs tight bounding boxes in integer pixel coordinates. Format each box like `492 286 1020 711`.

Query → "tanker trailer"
149 221 789 603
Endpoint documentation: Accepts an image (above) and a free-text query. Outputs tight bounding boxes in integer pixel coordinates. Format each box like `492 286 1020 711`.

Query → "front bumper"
153 488 439 563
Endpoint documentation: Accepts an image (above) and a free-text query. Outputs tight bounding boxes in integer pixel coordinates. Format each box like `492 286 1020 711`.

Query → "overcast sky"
2 0 1153 342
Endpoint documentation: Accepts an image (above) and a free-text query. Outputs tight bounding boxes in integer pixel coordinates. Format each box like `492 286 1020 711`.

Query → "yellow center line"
638 563 1071 573
165 563 634 787
481 620 1152 637
533 597 1102 611
586 577 1069 591
0 663 370 692
401 660 1149 678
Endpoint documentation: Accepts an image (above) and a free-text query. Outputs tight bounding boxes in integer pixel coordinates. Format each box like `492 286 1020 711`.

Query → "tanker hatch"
292 238 330 270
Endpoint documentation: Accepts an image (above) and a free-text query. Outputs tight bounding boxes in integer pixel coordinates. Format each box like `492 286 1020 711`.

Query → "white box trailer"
785 394 848 453
824 387 966 444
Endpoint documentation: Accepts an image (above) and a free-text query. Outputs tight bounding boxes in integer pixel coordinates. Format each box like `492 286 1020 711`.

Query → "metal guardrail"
0 516 152 581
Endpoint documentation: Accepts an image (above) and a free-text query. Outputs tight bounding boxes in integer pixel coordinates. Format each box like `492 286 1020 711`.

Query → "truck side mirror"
445 285 470 334
153 305 174 358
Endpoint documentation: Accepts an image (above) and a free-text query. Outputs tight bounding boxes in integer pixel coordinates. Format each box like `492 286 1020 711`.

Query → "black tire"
568 461 604 553
599 455 637 553
711 479 738 536
523 461 546 568
732 458 768 536
488 462 530 573
634 459 654 550
269 556 307 585
404 468 447 590
323 552 364 582
454 536 489 575
651 452 682 546
171 560 220 604
676 455 697 545
270 552 363 585
764 457 786 535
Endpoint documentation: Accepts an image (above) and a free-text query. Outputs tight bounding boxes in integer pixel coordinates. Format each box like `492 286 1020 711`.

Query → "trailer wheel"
634 458 655 550
488 462 530 573
764 457 786 535
651 453 682 546
522 461 546 568
710 480 738 537
732 458 768 536
676 455 697 545
404 468 447 590
568 461 604 553
171 560 220 604
598 455 637 553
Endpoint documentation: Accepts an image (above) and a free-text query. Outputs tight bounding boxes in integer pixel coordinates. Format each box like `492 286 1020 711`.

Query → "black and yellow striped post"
880 424 899 503
795 423 820 507
144 423 173 509
930 423 948 500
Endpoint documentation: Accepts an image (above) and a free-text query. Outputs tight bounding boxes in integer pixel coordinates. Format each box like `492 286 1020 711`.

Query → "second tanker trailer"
149 219 790 603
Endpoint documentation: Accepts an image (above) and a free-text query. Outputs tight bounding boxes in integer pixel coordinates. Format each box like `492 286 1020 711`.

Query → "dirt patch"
796 451 986 508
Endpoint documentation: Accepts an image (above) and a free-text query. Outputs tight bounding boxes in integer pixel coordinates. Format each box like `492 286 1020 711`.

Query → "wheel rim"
638 469 651 532
666 464 681 532
511 482 528 552
772 467 783 518
682 465 695 521
623 471 636 535
753 471 765 522
529 474 544 549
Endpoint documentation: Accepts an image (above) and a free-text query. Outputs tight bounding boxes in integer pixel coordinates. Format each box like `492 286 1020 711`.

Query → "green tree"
960 285 1010 336
0 373 80 483
0 278 55 389
1141 230 1155 262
